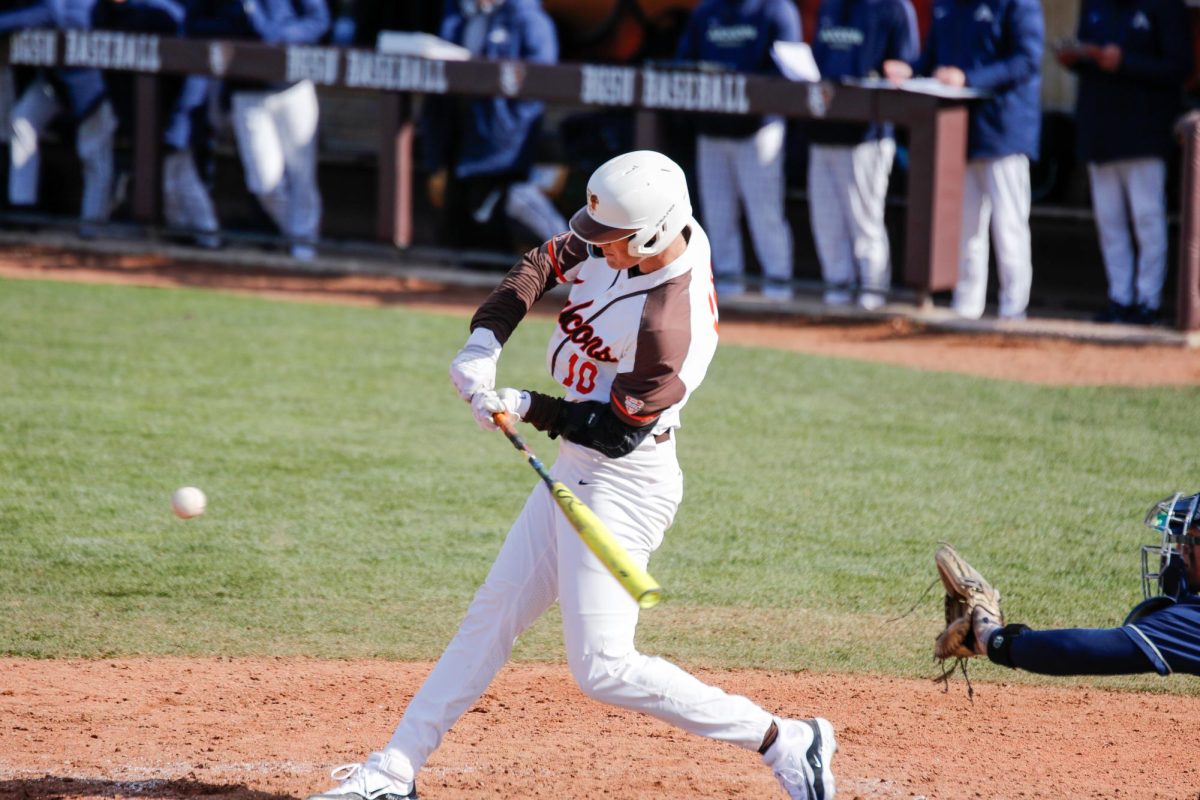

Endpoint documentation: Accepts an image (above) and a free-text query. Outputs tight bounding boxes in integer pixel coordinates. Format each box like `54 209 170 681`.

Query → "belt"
654 430 672 444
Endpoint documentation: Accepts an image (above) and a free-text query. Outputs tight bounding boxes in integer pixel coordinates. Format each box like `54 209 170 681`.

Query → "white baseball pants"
163 149 219 242
505 181 567 242
808 140 895 301
10 77 116 222
1087 158 1168 311
697 119 794 287
231 79 322 245
383 436 774 777
953 154 1032 320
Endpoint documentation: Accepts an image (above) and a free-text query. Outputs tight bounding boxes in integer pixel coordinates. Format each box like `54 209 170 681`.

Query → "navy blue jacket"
1068 0 1192 163
809 0 919 144
186 0 328 93
1122 593 1200 675
186 0 327 44
0 0 106 121
91 0 211 151
675 0 802 137
422 0 558 180
915 0 1044 160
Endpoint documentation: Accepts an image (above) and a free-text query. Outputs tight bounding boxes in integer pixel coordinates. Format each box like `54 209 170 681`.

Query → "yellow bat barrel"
550 481 662 608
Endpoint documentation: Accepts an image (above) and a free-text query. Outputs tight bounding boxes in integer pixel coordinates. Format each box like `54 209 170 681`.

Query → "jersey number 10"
563 352 598 394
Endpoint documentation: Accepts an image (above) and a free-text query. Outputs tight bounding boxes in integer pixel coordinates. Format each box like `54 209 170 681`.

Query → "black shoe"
1130 303 1161 326
1093 301 1131 323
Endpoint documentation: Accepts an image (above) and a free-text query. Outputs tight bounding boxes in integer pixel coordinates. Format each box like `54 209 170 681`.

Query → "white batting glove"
471 388 531 431
449 328 502 401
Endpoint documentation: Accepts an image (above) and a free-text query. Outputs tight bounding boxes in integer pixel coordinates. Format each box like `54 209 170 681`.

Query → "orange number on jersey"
564 352 598 394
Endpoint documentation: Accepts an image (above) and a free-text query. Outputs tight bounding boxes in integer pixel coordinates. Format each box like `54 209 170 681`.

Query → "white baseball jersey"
474 222 720 438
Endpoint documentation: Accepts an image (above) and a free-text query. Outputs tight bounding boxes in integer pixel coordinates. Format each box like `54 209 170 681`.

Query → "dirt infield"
4 245 1200 800
2 658 1199 800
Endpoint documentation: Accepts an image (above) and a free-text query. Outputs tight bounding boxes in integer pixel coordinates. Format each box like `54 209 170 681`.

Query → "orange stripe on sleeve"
610 388 657 425
548 237 567 284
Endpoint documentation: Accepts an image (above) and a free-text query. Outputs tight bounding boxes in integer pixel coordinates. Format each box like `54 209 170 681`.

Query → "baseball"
171 486 206 519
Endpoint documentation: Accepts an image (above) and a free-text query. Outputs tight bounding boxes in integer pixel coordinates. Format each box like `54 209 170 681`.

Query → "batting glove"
471 388 530 431
449 328 502 401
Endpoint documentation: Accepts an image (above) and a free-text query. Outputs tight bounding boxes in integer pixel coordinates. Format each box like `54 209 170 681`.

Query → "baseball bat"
492 412 663 609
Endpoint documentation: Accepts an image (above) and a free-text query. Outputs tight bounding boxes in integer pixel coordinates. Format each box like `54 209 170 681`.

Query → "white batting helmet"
569 150 692 258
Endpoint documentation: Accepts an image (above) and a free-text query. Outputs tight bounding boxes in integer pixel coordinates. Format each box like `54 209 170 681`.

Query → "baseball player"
1054 0 1192 326
306 151 837 800
935 491 1200 677
92 0 220 247
884 0 1044 320
0 0 117 227
422 0 567 252
188 0 329 260
808 0 919 309
675 0 802 300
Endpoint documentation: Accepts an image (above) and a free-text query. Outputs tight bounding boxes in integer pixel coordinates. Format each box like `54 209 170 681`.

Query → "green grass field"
3 276 1198 693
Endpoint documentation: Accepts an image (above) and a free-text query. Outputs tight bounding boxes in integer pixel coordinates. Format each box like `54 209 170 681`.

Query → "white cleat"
762 717 837 800
307 751 417 800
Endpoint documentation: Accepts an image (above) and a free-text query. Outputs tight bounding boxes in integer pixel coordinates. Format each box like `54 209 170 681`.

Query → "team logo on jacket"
623 396 645 417
974 5 993 22
807 83 834 118
208 42 232 77
500 61 525 97
557 300 618 362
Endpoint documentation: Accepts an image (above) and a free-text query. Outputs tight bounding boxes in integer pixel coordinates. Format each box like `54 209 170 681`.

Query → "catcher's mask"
1141 491 1200 599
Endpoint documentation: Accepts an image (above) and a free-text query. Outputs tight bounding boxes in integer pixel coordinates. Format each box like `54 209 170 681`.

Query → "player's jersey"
471 223 720 434
1122 593 1200 676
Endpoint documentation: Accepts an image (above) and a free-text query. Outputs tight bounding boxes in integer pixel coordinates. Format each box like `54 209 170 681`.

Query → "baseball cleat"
307 751 417 800
762 717 837 800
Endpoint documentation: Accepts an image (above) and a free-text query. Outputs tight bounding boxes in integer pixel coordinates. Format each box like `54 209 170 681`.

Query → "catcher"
935 490 1200 677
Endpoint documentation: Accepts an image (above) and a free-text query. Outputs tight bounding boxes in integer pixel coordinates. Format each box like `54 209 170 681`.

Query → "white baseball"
171 486 207 519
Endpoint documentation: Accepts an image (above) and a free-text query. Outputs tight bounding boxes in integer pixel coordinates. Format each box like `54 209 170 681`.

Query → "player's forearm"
988 626 1153 675
523 394 653 458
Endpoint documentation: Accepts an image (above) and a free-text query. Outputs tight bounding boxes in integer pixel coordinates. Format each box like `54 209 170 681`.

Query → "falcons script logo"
557 300 617 363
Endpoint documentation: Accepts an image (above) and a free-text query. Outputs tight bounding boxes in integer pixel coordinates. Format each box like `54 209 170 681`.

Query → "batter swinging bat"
492 412 663 609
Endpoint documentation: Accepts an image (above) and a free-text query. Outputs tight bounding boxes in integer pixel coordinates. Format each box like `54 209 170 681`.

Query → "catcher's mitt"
934 544 1003 661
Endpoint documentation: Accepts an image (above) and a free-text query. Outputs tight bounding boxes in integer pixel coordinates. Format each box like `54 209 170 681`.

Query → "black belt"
654 430 672 444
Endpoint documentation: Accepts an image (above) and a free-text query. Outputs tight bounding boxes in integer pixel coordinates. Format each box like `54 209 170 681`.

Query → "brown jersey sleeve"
608 272 692 427
470 233 590 344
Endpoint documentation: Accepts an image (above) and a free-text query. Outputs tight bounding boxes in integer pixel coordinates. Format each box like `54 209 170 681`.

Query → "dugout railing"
3 29 1198 331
